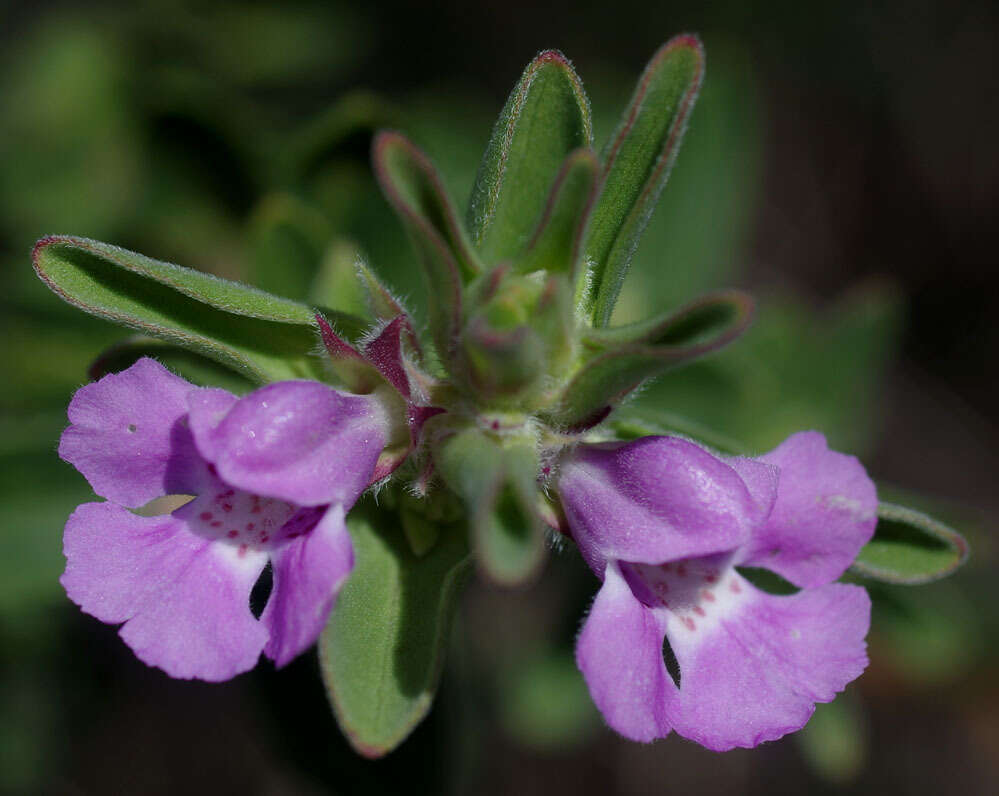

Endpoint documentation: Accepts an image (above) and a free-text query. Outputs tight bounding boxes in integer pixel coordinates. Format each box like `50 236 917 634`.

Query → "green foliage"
308 238 376 321
7 19 980 776
795 693 867 785
547 290 754 428
852 502 970 585
468 51 592 264
0 23 141 239
86 336 255 393
515 149 599 279
246 192 332 302
632 286 902 454
498 649 600 750
319 499 470 758
584 35 704 326
372 132 479 360
869 579 982 686
434 426 546 585
31 235 363 382
457 266 576 407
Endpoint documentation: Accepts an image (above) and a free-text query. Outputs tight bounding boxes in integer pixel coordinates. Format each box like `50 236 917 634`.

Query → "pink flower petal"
62 501 269 681
187 381 389 507
740 432 878 587
559 437 763 573
576 562 672 742
59 358 206 507
660 575 870 750
262 504 355 667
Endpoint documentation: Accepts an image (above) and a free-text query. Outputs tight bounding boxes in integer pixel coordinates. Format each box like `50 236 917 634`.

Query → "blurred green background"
2 0 997 793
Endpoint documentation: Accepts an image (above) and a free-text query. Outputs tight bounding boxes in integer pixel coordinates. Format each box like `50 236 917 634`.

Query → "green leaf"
850 502 969 585
319 499 470 758
461 318 545 401
515 148 599 279
309 238 376 321
546 290 753 429
310 240 419 359
373 132 480 359
32 235 363 383
585 35 704 326
582 289 753 348
605 42 762 321
868 580 980 685
399 505 441 558
87 335 255 393
434 426 546 585
608 405 747 455
795 695 867 786
284 90 401 182
354 258 416 331
468 50 593 264
610 409 748 455
246 192 332 302
498 649 600 750
632 285 902 455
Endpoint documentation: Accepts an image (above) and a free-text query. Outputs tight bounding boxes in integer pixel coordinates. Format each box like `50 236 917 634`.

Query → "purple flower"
558 432 877 750
59 357 396 681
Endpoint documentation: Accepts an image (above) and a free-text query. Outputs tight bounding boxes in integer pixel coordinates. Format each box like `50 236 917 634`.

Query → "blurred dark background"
1 0 997 793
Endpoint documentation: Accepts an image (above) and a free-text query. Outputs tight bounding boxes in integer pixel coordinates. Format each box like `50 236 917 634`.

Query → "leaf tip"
533 48 570 66
659 32 706 62
31 234 69 274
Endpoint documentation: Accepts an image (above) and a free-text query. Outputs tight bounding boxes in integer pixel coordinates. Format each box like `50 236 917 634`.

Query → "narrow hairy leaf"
32 236 364 382
585 35 705 326
468 50 593 263
435 426 546 585
547 290 753 429
850 502 969 585
356 259 411 325
319 500 470 758
373 132 477 359
582 289 753 348
516 149 599 278
88 335 254 393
